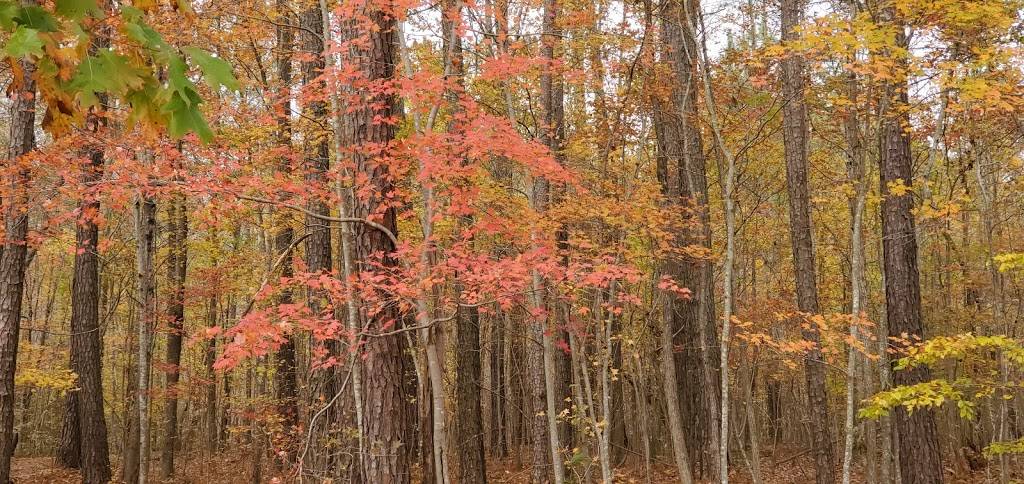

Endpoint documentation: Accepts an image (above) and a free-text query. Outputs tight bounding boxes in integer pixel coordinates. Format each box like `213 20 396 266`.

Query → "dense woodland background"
0 0 1023 482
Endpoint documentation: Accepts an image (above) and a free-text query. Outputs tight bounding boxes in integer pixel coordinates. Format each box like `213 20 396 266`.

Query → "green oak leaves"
1 1 238 142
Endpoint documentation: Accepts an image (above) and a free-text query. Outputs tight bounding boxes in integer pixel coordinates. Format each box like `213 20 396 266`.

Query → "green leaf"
183 46 239 91
54 0 98 20
69 49 149 107
14 6 58 32
163 89 212 142
0 1 18 30
166 55 196 101
125 80 165 131
4 25 43 58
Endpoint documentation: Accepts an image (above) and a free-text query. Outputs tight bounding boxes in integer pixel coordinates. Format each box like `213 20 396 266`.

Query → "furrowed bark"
779 0 836 481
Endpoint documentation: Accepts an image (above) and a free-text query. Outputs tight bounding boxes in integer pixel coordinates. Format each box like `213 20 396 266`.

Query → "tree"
338 1 411 481
779 0 836 481
131 167 157 484
161 190 187 478
878 5 944 483
659 0 722 476
444 1 488 481
0 15 37 482
271 0 300 467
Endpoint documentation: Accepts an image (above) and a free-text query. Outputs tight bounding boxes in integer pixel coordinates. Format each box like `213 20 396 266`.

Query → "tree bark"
272 0 301 468
780 0 836 482
444 1 488 481
68 116 113 484
339 2 412 481
841 30 868 484
660 0 722 476
878 6 944 484
528 0 567 482
0 31 37 484
300 0 334 453
135 187 157 484
160 192 187 478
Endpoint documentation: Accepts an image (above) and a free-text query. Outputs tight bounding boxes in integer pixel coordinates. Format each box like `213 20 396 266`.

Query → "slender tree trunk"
272 0 301 468
659 293 695 484
529 1 566 482
0 29 37 483
780 0 836 482
878 6 944 484
160 193 187 478
205 293 218 453
841 41 868 484
135 188 157 484
442 2 488 481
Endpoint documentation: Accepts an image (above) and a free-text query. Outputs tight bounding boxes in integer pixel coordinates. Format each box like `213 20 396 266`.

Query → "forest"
0 0 1022 482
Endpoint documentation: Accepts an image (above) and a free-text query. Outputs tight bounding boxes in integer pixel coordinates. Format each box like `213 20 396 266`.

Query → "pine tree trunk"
56 394 80 469
272 1 301 468
339 3 411 481
300 2 335 468
69 125 112 484
780 0 836 482
160 193 187 478
57 4 113 480
878 6 944 484
444 1 488 481
0 36 37 484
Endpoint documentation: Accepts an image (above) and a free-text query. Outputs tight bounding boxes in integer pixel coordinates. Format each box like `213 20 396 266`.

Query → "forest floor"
9 452 997 483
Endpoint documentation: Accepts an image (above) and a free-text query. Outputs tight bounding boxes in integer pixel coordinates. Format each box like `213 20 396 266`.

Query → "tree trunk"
160 193 187 478
660 0 722 476
205 294 218 453
135 188 157 484
339 3 411 481
528 1 567 482
659 291 695 484
878 6 944 484
56 394 80 469
68 116 113 484
273 0 301 468
0 35 37 484
780 0 836 482
444 1 488 481
300 0 334 464
841 35 868 484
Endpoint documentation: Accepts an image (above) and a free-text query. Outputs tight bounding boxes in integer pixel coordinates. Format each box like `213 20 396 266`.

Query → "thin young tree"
527 0 567 482
134 174 157 484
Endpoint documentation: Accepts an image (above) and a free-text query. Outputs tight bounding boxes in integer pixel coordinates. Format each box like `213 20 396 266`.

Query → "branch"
233 193 400 248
